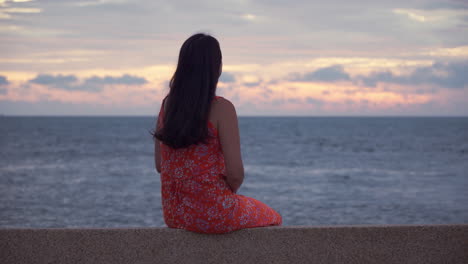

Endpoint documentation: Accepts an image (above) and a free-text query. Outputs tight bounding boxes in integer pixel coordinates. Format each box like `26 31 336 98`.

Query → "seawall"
1 224 467 264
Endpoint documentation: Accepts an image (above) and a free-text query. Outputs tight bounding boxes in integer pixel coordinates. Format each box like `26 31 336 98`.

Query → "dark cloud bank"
291 65 350 82
0 75 10 85
28 73 148 92
290 61 468 89
219 72 236 83
0 75 9 94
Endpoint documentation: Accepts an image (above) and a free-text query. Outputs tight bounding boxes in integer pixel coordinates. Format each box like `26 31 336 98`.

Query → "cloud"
357 71 395 87
243 81 261 87
219 72 236 83
28 73 148 92
0 0 42 19
0 75 9 85
306 97 323 105
1 7 41 13
421 1 468 10
393 9 426 22
287 98 300 104
358 60 468 88
0 79 6 94
83 74 147 85
290 65 350 82
29 74 78 86
0 74 9 95
285 60 468 89
73 0 130 7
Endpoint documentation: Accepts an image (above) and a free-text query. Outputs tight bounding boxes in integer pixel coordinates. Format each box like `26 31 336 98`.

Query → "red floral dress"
158 96 282 234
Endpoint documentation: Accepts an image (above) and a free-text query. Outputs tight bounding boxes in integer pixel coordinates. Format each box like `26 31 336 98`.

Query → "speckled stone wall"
1 224 467 264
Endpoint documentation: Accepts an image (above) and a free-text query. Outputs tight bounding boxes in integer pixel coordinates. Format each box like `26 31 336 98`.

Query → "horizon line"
1 114 467 118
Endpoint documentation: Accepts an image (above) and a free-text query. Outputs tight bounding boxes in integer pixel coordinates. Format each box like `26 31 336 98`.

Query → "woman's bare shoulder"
210 96 236 128
212 96 236 115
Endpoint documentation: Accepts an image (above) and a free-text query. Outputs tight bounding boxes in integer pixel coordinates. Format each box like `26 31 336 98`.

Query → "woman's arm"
217 98 244 193
154 138 161 173
154 102 164 174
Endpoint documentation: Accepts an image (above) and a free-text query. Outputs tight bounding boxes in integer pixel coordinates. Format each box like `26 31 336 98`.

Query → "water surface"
1 116 467 227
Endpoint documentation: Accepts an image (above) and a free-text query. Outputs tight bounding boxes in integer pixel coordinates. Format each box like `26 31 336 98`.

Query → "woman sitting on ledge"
152 33 282 234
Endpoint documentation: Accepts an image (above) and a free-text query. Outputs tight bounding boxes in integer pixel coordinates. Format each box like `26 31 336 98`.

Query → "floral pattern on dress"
158 96 282 234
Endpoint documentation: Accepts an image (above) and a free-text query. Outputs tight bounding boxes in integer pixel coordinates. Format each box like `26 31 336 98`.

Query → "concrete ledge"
1 224 467 264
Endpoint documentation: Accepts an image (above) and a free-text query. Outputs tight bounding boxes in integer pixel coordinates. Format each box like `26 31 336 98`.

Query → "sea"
0 116 467 228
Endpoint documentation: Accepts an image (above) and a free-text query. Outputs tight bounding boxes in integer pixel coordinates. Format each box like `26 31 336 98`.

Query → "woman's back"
157 96 282 233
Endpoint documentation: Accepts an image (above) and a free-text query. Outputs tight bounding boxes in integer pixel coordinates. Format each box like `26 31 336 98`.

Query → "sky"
0 0 467 116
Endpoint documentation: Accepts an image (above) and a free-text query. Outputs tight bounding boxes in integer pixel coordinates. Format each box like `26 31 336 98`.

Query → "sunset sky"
1 0 467 116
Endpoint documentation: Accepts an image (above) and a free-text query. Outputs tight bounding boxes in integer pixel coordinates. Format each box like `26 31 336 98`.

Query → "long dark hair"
152 33 222 149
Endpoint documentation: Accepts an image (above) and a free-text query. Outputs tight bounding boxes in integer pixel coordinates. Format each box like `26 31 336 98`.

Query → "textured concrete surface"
1 224 467 264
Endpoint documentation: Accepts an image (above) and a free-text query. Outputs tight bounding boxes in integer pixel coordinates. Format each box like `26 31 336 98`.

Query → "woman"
153 33 282 234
